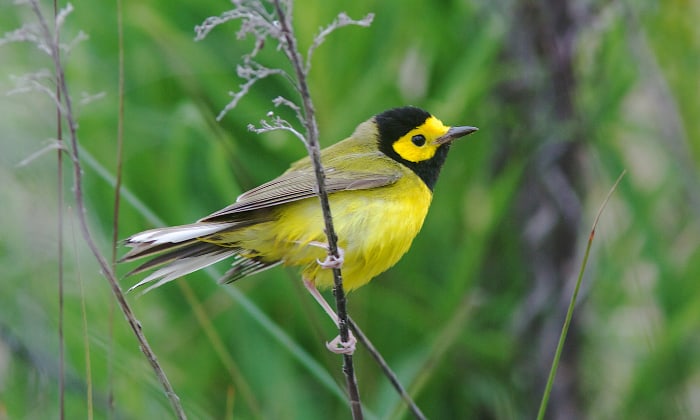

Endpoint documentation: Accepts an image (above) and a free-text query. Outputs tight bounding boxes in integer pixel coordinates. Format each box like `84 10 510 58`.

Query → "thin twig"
536 170 627 420
108 0 126 414
305 12 373 74
51 0 65 417
216 64 288 121
7 70 66 112
270 0 362 417
110 0 125 268
248 113 306 142
16 139 64 167
26 1 187 418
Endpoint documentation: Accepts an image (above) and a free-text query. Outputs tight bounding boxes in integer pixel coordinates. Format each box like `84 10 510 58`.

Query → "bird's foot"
326 332 357 355
308 241 345 269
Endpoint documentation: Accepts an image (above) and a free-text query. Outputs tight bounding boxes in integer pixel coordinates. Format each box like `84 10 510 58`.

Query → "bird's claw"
309 242 345 269
317 252 344 269
326 333 357 355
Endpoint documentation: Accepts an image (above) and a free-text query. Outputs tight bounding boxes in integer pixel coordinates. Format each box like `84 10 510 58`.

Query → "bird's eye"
411 134 426 147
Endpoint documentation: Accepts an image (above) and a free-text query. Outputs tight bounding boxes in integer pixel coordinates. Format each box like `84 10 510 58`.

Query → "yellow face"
391 116 451 163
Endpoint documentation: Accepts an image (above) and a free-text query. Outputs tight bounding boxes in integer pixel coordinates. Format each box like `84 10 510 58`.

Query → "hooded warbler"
122 106 476 295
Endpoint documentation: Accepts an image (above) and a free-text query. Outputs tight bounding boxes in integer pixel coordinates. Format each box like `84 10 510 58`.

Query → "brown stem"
52 0 65 416
29 1 186 418
108 0 126 414
271 1 362 417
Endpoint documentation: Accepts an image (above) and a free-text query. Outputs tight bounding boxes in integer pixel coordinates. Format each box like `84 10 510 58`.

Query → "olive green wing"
200 151 402 221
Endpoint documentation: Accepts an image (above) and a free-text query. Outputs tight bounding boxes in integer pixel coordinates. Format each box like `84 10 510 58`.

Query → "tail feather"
120 223 232 262
221 256 282 283
122 222 239 292
128 247 238 293
126 241 228 276
127 223 228 245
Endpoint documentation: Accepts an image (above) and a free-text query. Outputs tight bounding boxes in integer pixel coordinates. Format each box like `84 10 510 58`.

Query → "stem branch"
28 1 186 418
271 0 362 417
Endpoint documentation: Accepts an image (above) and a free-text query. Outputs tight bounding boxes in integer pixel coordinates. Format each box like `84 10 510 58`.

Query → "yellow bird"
121 106 477 352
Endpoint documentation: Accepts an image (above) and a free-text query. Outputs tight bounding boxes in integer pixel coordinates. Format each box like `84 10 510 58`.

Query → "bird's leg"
303 278 356 355
307 241 345 269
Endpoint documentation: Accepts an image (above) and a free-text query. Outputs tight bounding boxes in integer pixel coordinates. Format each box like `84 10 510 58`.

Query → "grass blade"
537 170 627 420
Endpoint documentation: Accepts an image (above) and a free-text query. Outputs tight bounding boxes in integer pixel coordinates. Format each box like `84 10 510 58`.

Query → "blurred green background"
1 0 699 418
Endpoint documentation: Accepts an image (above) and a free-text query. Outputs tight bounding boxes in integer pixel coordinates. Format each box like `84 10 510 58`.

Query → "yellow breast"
235 171 433 291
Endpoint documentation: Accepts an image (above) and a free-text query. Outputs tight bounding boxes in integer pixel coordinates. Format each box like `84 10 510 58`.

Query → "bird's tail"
120 222 239 293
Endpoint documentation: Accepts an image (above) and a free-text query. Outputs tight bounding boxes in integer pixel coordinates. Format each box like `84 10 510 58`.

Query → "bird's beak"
436 125 479 145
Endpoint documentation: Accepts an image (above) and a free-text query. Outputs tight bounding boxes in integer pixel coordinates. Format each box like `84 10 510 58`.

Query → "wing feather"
201 151 402 221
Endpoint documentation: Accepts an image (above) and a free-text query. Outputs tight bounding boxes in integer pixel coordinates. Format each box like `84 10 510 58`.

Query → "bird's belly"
268 177 433 290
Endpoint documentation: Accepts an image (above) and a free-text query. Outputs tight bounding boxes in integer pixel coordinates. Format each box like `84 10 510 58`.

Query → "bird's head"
374 106 478 190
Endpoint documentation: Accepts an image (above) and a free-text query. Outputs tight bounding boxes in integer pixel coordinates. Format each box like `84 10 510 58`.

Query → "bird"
121 106 477 353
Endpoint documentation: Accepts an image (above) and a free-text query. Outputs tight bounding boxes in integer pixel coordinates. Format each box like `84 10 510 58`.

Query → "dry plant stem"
53 0 66 420
110 0 125 287
108 0 126 413
56 97 65 420
536 170 627 420
28 1 186 418
271 1 362 417
348 317 426 420
51 0 65 417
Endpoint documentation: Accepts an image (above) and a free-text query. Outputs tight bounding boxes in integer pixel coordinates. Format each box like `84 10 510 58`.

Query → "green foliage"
1 0 699 418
